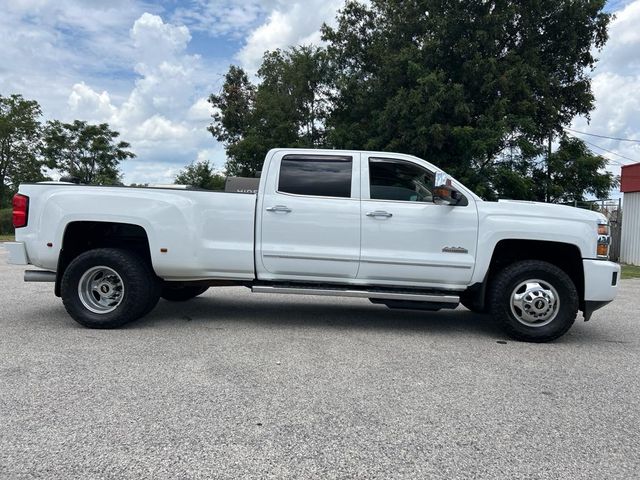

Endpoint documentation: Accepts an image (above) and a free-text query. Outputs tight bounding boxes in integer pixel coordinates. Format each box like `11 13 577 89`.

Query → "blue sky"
1 0 639 188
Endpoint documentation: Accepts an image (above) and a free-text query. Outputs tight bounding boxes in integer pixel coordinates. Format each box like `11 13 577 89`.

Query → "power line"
564 127 640 144
564 132 639 166
583 140 638 165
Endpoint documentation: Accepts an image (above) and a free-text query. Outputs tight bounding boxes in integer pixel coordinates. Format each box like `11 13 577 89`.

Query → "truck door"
358 154 478 287
257 152 361 281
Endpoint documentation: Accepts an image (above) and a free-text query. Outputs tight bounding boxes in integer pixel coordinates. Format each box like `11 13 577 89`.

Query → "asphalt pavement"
1 245 639 479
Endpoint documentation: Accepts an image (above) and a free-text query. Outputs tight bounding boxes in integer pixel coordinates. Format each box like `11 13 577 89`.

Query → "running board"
251 285 459 304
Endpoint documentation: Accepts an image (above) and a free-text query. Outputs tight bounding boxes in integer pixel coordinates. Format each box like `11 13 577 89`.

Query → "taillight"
12 194 29 228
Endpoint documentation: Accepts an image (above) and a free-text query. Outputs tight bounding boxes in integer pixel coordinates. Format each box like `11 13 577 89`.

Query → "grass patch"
0 234 14 242
621 264 640 280
0 208 12 236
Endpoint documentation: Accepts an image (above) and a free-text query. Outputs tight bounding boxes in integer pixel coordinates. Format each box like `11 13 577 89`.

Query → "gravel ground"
1 245 639 479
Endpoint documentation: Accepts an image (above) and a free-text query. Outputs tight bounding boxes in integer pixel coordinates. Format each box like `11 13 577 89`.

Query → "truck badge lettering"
442 246 468 254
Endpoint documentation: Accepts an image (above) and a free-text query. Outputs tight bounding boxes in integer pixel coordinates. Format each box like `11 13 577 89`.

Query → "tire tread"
488 260 578 342
61 248 159 328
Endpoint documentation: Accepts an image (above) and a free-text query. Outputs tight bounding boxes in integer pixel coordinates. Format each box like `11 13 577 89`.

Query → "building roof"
621 162 640 194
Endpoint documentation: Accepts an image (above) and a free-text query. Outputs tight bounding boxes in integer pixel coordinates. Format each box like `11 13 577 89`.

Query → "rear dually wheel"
61 248 160 328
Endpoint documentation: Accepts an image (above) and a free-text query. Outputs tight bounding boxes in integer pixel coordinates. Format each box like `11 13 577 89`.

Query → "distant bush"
0 208 13 235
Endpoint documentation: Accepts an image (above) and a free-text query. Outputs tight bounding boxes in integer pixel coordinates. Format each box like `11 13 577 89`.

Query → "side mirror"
433 184 464 206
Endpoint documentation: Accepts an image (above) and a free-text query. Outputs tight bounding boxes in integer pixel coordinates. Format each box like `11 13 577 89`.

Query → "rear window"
278 155 352 198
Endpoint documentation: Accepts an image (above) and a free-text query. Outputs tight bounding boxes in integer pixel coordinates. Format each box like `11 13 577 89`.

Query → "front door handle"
266 205 292 213
366 210 393 218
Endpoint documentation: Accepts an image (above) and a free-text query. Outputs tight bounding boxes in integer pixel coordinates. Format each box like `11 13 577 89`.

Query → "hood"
478 199 607 224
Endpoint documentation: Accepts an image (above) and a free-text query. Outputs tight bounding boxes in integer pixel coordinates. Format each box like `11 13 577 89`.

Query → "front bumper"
5 242 29 265
582 259 620 320
583 259 620 302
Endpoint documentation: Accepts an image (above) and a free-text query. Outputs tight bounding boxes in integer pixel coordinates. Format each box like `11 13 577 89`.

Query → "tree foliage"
43 120 134 185
0 94 47 205
209 46 329 176
1 93 134 213
209 0 616 201
174 160 225 190
492 135 617 203
541 136 617 203
321 0 612 199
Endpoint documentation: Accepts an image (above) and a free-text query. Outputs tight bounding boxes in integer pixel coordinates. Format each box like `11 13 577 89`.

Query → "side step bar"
251 285 459 304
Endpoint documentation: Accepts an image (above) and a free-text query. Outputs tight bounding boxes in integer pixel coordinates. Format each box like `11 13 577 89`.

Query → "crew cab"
5 148 620 342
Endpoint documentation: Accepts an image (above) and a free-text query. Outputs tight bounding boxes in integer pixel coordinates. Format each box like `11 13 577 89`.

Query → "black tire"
140 276 162 316
161 285 209 302
61 248 160 329
488 260 578 342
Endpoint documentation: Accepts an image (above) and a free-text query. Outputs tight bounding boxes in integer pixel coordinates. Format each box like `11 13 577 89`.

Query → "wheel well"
473 239 584 310
55 221 153 296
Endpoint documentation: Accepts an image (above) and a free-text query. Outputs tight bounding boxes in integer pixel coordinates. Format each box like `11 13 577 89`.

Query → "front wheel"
61 248 160 329
488 260 578 342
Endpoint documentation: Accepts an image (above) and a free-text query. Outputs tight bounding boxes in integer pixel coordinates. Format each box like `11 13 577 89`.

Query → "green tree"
209 46 329 176
43 120 134 185
209 1 615 201
321 0 612 199
175 160 225 190
534 136 616 203
256 46 330 148
0 94 47 205
208 66 258 176
491 135 616 203
491 136 540 201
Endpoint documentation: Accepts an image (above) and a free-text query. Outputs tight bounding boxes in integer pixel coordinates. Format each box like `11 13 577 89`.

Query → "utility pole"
546 134 552 203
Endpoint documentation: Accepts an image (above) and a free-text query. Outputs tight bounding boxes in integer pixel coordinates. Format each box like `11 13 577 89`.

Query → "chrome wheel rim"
78 266 125 314
509 279 559 327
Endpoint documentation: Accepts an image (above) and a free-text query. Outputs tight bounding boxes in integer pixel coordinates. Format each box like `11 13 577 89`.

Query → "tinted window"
278 155 352 198
369 158 435 202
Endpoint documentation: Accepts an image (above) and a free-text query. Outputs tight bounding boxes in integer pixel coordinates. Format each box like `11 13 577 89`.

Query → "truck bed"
15 184 258 280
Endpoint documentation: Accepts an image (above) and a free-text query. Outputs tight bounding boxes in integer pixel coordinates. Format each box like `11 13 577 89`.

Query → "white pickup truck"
6 148 620 342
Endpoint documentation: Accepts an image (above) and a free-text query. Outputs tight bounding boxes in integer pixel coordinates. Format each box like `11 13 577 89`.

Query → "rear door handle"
366 210 393 218
266 205 292 213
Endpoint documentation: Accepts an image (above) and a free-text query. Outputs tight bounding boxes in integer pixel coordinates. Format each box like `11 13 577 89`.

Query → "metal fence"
573 199 622 262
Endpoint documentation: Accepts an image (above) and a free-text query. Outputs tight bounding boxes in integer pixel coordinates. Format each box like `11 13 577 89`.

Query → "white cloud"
0 2 226 185
571 0 640 182
196 146 228 172
597 1 640 75
1 0 346 184
68 83 117 120
188 98 214 121
237 0 345 73
1 0 155 78
131 12 192 65
134 115 190 142
0 0 155 124
125 162 182 186
171 0 273 37
61 13 222 184
3 0 639 188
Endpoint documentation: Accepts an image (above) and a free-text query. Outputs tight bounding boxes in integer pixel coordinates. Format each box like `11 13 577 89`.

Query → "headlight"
597 220 610 259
